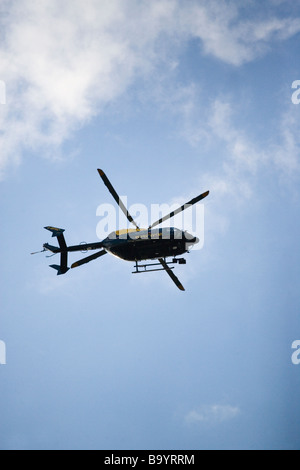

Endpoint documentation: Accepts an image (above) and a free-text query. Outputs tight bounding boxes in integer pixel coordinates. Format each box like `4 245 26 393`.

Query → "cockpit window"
174 229 183 239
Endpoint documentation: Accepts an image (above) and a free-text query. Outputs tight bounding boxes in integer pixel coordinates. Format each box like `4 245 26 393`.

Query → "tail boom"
43 226 104 275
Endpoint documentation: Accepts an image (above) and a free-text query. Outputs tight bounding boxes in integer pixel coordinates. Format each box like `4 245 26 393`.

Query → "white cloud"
208 100 265 190
164 94 300 254
180 98 264 207
185 404 240 425
183 3 300 66
180 95 300 202
0 0 300 178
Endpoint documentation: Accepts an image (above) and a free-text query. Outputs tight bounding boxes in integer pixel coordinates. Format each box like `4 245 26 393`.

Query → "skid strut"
132 258 186 274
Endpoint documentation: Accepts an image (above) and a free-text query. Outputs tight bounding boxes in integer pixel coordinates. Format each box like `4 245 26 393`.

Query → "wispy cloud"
162 92 300 253
185 404 240 425
1 0 300 178
182 2 300 66
180 95 300 200
205 100 265 200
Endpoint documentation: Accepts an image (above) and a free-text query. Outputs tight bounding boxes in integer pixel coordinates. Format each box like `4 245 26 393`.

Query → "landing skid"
132 258 186 274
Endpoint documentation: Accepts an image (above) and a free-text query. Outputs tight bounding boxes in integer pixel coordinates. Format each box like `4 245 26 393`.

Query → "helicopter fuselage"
101 227 199 262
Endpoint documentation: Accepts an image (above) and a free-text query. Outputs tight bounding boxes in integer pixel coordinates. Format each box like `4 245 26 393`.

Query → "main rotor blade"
71 249 107 269
159 258 185 291
149 191 209 229
98 169 140 230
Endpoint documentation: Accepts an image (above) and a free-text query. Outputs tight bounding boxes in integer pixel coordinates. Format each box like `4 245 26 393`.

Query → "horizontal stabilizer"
43 243 60 254
50 264 70 276
44 226 65 238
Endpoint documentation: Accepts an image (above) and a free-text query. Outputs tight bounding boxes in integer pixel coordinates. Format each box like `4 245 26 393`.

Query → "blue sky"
0 0 300 450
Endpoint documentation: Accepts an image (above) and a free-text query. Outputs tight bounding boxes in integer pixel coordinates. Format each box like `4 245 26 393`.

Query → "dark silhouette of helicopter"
37 169 209 291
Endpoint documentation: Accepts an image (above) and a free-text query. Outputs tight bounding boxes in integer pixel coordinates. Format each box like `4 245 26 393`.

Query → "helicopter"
36 169 209 291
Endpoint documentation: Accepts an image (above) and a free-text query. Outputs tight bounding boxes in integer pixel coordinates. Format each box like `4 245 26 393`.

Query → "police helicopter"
35 169 209 291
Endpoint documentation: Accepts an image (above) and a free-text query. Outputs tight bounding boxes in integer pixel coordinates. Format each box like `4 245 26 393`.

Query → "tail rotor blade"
71 249 107 269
